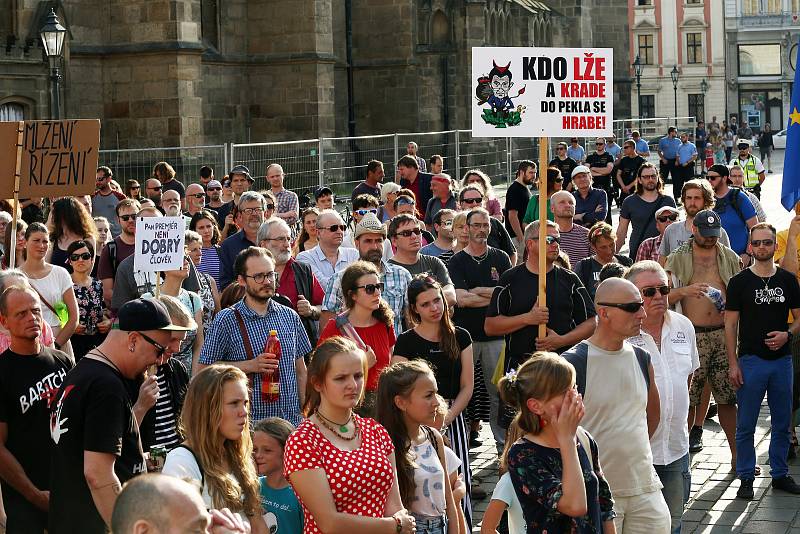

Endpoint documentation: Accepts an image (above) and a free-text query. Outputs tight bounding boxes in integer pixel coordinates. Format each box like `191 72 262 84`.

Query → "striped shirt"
322 260 411 335
153 369 180 449
199 245 222 289
199 298 312 425
559 224 591 266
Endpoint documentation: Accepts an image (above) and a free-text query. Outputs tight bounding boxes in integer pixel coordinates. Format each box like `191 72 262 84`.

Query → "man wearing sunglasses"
388 214 455 306
49 298 190 533
636 206 679 263
563 277 671 533
320 213 411 335
219 191 269 289
726 223 800 499
204 179 226 228
665 209 741 459
728 138 766 199
297 210 359 290
548 141 578 191
342 194 380 250
144 178 163 209
707 164 757 261
625 262 700 533
213 165 254 231
615 139 646 206
92 166 127 238
184 183 207 219
98 199 141 308
458 186 517 264
424 174 457 233
586 137 615 223
0 285 73 532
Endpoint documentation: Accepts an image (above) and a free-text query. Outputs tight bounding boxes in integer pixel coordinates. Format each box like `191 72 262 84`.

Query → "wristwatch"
787 331 794 343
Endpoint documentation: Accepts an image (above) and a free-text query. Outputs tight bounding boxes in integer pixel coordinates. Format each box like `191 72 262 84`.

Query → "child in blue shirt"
253 417 303 534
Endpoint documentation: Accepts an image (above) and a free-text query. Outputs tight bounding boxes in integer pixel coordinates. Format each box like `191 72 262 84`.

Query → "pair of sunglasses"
533 235 560 245
319 224 347 232
120 214 137 222
657 214 679 223
462 197 483 205
751 239 775 247
598 301 645 313
395 228 422 238
69 252 92 261
355 282 384 295
356 209 378 216
641 285 670 298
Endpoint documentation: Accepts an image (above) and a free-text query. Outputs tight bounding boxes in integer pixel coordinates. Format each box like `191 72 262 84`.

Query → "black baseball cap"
314 186 334 200
117 298 192 332
693 210 721 238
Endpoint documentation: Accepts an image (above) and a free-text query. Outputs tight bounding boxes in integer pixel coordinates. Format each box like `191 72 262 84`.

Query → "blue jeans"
654 453 690 534
412 514 446 534
735 354 793 480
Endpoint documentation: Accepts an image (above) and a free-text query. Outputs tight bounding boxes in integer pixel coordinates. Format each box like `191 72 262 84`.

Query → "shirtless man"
665 210 742 462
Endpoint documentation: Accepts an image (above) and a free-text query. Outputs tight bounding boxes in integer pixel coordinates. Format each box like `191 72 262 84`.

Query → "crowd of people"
0 126 796 534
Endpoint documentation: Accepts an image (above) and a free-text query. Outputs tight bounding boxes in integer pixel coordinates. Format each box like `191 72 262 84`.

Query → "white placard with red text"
471 47 613 138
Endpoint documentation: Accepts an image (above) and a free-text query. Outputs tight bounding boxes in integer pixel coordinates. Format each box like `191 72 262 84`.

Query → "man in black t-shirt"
614 139 647 207
504 160 535 259
549 142 578 191
458 186 517 264
0 286 73 533
448 208 512 449
585 137 616 223
486 220 596 372
726 224 800 499
49 299 191 533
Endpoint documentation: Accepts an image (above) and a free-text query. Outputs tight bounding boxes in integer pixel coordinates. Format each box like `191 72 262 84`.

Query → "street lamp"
633 55 644 122
670 65 680 121
39 8 66 119
700 79 709 122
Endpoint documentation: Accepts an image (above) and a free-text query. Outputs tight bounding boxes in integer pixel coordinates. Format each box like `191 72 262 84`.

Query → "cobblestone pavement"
473 150 800 532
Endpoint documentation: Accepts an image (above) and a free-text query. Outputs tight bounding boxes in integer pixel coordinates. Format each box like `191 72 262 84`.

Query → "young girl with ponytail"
496 352 616 534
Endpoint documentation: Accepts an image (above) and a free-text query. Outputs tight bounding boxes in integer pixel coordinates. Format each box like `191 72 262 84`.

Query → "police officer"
729 139 766 199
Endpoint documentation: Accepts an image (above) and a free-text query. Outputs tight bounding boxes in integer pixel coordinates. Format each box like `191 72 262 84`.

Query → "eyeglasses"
640 173 658 179
641 285 671 298
69 252 93 261
598 301 645 313
148 186 162 191
119 214 137 222
243 271 278 284
657 214 679 223
241 207 265 215
354 282 384 295
137 331 168 359
130 185 141 189
468 223 491 230
394 228 422 238
532 235 560 245
190 193 205 199
737 144 749 150
264 236 291 243
318 224 347 232
462 197 483 205
751 239 775 247
396 198 415 206
356 209 378 216
207 187 222 191
265 204 276 211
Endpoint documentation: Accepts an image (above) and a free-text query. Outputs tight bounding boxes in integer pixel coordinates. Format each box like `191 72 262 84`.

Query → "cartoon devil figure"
476 61 526 125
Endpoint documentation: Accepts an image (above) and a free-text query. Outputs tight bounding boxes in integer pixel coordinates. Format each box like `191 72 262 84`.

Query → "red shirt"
318 319 395 391
278 257 325 308
284 416 394 534
406 176 422 216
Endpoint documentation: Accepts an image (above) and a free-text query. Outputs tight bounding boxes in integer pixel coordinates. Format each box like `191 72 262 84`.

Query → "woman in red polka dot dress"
284 337 416 534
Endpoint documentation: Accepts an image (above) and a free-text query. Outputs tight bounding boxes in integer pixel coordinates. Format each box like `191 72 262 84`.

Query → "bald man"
267 163 299 226
111 474 247 534
563 277 670 533
551 190 590 264
184 183 207 218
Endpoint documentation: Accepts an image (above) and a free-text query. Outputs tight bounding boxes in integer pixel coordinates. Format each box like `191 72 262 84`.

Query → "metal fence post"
224 143 230 173
454 130 461 183
393 133 399 166
506 137 512 185
318 138 325 187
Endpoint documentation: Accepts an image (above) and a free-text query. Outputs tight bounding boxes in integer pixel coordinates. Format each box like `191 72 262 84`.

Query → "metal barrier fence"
97 116 694 200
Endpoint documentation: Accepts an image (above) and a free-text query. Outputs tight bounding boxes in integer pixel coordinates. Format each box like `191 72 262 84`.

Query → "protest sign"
0 119 100 198
134 217 186 272
471 47 613 138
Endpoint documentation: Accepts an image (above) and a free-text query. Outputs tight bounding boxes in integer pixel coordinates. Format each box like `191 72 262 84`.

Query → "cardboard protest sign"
134 217 186 272
471 47 613 138
0 119 100 198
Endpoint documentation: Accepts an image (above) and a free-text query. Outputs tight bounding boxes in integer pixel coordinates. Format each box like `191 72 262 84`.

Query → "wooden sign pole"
9 121 24 269
538 136 549 338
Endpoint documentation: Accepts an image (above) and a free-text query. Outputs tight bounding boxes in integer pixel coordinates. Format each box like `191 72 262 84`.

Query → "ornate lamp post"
670 65 680 121
633 55 644 121
700 78 709 121
39 9 67 119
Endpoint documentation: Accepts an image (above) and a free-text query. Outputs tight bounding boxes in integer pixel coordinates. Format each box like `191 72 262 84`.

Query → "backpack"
106 239 119 279
715 187 747 226
563 340 651 396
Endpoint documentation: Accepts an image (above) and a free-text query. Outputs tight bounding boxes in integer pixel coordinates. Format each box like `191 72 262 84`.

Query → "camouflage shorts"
690 328 738 406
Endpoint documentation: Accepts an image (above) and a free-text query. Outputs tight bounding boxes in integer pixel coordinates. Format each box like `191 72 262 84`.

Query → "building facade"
724 0 799 134
628 0 726 127
0 0 630 149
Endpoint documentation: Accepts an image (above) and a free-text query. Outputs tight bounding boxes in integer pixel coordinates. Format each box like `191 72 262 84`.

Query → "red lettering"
561 115 607 130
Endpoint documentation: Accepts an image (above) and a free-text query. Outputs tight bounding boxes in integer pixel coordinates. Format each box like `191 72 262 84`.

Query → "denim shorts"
412 514 446 534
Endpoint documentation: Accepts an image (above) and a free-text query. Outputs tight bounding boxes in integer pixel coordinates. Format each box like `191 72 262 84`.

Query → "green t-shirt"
523 194 554 224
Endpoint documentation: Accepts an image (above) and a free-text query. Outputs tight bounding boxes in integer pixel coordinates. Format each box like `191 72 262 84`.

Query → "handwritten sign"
0 119 100 198
134 217 186 272
471 47 613 137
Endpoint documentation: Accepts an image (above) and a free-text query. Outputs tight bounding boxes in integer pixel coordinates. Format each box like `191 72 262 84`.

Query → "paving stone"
740 521 791 534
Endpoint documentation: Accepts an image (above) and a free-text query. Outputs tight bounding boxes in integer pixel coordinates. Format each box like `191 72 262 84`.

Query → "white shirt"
409 440 460 517
296 244 359 290
628 311 700 466
491 473 524 533
27 265 73 328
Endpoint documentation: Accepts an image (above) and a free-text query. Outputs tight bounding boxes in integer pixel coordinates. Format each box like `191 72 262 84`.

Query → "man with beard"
615 139 646 207
729 139 766 199
197 247 311 426
448 207 512 450
585 137 615 223
551 190 590 265
659 179 730 262
320 213 411 335
297 209 359 290
727 223 800 499
204 179 226 228
98 199 140 307
459 186 517 264
563 278 670 533
92 166 127 237
504 160 535 256
184 183 207 219
160 190 190 226
665 210 741 460
0 285 73 533
616 162 677 260
707 164 757 262
625 262 699 533
144 179 163 209
219 191 268 289
549 142 578 191
49 299 189 533
258 218 324 346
